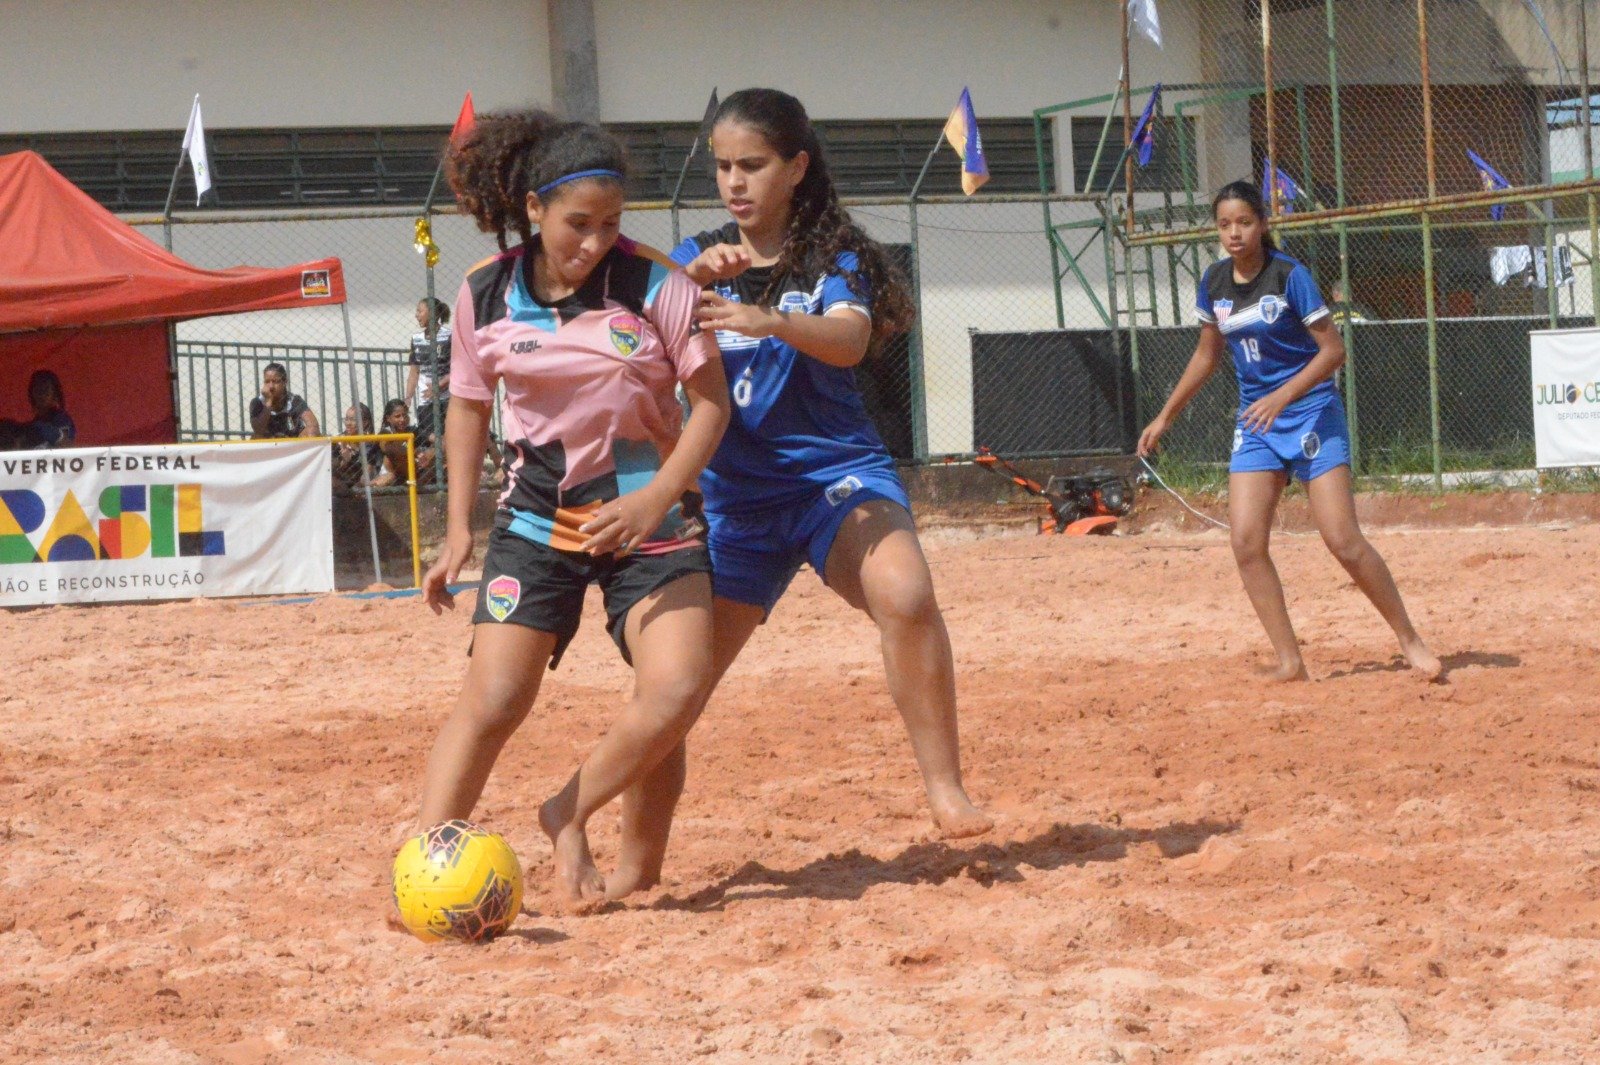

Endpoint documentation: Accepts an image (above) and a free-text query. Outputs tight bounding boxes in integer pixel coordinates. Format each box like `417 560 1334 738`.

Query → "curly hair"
713 89 915 351
446 110 627 251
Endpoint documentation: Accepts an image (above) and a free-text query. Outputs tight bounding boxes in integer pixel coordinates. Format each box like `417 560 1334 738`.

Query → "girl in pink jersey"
405 111 729 912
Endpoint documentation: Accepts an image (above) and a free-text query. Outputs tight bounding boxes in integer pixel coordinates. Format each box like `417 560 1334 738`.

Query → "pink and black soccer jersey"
451 235 717 554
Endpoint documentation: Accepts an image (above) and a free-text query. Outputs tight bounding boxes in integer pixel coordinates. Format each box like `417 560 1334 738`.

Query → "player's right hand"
422 527 474 614
687 243 752 285
1137 415 1169 457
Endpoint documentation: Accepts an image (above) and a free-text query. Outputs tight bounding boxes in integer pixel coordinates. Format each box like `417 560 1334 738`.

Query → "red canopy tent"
0 150 348 445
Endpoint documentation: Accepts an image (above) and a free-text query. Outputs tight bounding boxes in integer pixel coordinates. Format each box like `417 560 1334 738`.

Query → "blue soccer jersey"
670 223 894 513
1197 251 1334 414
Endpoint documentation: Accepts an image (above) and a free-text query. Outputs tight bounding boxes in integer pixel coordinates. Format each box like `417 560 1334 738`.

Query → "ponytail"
714 89 916 352
446 110 627 251
1212 179 1277 252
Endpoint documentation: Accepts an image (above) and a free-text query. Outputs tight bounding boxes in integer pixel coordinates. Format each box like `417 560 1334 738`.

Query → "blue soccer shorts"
705 467 911 615
1230 396 1351 482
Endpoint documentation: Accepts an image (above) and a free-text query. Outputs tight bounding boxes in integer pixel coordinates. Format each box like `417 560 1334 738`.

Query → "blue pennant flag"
1466 148 1510 221
1130 84 1161 168
1262 158 1301 214
942 87 990 195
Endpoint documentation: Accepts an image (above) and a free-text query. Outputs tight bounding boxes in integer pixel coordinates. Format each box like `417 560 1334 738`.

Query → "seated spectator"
249 362 321 439
376 398 436 487
331 403 384 490
1 370 76 450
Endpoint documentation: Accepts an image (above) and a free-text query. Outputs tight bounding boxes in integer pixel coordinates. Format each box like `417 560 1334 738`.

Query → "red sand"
4 493 1600 1063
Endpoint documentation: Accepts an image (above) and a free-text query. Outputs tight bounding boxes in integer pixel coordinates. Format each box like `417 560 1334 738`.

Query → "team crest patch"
485 575 521 622
1301 431 1322 459
1214 299 1233 324
609 314 642 357
778 290 812 314
1258 294 1285 325
825 475 864 507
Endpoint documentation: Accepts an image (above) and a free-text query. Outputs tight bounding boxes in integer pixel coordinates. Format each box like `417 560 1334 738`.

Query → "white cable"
1137 455 1232 531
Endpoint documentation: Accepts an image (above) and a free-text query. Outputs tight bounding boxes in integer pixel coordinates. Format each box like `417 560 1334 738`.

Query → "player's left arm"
1239 318 1345 433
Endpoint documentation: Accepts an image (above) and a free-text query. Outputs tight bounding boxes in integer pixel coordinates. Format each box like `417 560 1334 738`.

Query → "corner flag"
1466 148 1510 221
942 88 990 195
449 92 476 146
181 95 216 206
1128 0 1162 48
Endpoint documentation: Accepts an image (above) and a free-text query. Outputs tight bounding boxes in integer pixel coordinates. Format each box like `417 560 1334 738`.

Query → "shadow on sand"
1325 649 1520 682
652 818 1240 912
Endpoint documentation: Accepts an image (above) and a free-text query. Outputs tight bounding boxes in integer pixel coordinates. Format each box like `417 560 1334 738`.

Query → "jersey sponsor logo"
1301 431 1322 459
825 475 864 507
1258 294 1286 325
609 314 643 357
510 339 543 355
485 574 521 622
1214 298 1233 324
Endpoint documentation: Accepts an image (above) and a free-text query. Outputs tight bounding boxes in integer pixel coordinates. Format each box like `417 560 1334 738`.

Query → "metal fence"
1067 0 1600 483
139 193 1124 466
135 2 1600 488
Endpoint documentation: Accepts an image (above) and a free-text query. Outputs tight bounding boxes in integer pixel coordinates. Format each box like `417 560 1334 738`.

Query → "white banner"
1531 327 1600 469
0 440 333 607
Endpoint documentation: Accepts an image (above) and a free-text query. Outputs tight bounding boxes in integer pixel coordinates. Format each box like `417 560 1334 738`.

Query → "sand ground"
3 490 1599 1063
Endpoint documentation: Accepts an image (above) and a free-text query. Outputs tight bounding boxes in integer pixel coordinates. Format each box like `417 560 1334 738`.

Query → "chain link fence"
1076 0 1600 483
129 2 1600 492
134 190 1122 472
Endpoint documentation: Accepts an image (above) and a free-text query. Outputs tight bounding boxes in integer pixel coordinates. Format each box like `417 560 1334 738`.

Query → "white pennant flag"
1128 0 1162 49
181 94 214 205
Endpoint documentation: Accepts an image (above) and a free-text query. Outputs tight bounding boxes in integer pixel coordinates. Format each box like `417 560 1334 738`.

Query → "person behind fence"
1 370 76 451
374 398 433 487
401 109 729 913
601 87 992 902
407 297 454 408
249 362 320 439
1327 278 1379 327
332 402 383 490
1137 179 1441 683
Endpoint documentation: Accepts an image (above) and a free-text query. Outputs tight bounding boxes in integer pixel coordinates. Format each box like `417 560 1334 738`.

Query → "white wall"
0 0 551 132
0 1 1199 132
595 0 1198 122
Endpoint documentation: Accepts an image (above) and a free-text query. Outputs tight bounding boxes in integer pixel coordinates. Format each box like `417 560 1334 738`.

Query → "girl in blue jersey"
598 88 990 899
1138 180 1440 682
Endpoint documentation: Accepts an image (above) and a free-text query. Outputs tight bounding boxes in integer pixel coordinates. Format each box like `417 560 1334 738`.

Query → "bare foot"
928 786 994 839
1255 657 1309 683
604 859 663 902
1401 636 1444 681
538 793 607 913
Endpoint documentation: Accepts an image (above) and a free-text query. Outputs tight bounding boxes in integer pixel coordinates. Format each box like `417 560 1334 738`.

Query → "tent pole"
342 301 384 586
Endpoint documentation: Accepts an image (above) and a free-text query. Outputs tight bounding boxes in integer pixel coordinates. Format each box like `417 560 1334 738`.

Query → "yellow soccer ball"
392 820 523 943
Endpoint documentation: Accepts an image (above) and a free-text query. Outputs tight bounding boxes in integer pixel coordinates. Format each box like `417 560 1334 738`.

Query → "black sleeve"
249 396 265 417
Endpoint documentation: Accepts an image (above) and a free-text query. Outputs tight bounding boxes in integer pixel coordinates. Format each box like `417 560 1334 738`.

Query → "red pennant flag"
449 92 476 145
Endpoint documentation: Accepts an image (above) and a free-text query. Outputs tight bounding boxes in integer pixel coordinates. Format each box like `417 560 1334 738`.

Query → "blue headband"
535 168 624 196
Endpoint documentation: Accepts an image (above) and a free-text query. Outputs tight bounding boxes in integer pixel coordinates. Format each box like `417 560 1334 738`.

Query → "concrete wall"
1 1 1197 133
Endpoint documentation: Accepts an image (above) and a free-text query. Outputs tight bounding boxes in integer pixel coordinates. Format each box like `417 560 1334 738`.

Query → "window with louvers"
0 117 1051 212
